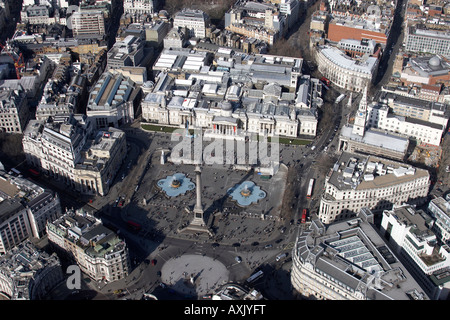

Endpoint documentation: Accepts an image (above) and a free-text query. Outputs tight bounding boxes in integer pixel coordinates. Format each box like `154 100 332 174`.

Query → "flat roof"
340 125 409 153
328 152 429 191
295 216 429 300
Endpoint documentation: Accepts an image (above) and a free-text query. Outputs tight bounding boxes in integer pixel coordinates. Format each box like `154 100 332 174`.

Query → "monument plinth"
178 165 213 236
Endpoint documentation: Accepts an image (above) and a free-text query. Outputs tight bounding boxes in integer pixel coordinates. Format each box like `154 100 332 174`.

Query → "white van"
276 253 287 262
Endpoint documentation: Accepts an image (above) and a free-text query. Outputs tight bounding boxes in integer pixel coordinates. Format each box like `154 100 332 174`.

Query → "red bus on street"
127 220 141 232
301 209 307 224
320 77 331 86
29 168 40 177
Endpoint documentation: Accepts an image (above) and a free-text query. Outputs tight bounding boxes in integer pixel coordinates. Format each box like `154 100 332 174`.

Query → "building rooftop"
175 8 209 20
0 170 56 223
88 72 137 109
408 55 450 77
295 214 429 300
340 125 409 153
386 204 434 240
48 208 125 258
377 91 448 113
327 152 429 191
318 45 378 75
212 283 264 300
0 240 62 300
409 25 450 39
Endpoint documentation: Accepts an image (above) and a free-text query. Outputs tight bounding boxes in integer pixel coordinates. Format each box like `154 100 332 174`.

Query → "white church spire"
352 86 368 137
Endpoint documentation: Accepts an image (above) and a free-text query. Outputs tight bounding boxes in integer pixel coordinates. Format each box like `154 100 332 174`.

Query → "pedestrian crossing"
283 242 295 250
194 244 205 255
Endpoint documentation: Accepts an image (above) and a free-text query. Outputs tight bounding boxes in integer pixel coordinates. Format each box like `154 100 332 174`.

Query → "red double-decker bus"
127 220 141 232
29 168 40 177
301 209 307 224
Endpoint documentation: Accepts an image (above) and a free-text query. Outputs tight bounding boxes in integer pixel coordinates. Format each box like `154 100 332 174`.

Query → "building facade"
318 152 430 224
163 27 187 49
123 0 154 15
380 204 450 300
46 208 130 283
314 45 378 92
0 240 63 300
291 213 428 300
173 9 210 39
405 26 450 55
428 196 450 245
71 11 106 38
0 171 62 253
0 88 30 133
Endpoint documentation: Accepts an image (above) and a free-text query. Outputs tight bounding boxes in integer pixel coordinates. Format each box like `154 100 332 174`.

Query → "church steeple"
358 85 368 113
352 86 368 136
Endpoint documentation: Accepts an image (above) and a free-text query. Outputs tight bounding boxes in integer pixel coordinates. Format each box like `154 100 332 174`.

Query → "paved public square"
120 138 291 245
160 254 230 297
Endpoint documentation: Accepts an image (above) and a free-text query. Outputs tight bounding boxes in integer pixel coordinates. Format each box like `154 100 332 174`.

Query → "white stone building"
173 9 210 39
338 88 410 161
144 50 317 139
123 0 154 15
318 152 430 224
291 213 428 300
106 36 145 71
367 103 445 146
163 27 187 49
405 26 450 56
0 240 63 300
314 45 379 92
428 196 450 245
20 5 54 25
0 87 30 133
22 115 126 196
380 204 450 300
142 72 318 138
46 208 130 283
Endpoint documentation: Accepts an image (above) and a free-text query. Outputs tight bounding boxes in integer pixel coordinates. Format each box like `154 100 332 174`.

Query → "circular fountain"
227 181 266 207
157 173 195 197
